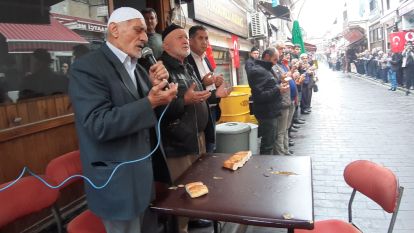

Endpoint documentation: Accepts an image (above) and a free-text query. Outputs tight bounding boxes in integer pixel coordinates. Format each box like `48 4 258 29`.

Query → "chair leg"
388 186 404 233
51 205 63 233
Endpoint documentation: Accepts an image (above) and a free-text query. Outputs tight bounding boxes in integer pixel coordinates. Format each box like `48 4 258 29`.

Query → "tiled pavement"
191 65 414 233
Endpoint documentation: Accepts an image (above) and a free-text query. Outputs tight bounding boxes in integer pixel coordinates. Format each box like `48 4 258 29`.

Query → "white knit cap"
107 7 144 27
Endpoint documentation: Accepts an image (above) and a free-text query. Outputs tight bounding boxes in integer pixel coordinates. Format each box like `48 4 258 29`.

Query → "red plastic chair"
0 176 60 229
296 160 404 233
45 150 106 233
67 209 107 233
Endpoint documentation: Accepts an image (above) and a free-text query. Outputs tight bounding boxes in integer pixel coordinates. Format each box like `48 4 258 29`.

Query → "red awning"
304 42 317 52
0 17 88 53
342 26 365 44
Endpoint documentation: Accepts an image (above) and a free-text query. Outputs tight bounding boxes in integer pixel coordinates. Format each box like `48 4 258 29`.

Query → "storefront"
186 0 252 86
0 17 88 74
399 0 414 30
52 13 107 50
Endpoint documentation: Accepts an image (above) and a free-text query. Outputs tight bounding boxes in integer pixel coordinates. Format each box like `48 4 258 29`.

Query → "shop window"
369 0 377 12
237 51 249 85
212 48 232 86
378 28 383 40
0 0 108 130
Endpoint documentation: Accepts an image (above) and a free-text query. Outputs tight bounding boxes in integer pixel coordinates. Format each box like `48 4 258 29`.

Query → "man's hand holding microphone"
142 47 178 108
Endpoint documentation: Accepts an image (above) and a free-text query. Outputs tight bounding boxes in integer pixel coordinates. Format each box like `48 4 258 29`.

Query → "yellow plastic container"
248 115 258 124
219 92 250 123
232 85 251 96
219 113 251 123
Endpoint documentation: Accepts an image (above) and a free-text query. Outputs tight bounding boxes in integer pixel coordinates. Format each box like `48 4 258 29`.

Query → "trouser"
206 107 217 153
404 66 414 90
165 132 206 233
388 69 397 89
257 117 278 155
102 208 158 233
285 103 295 150
274 107 290 155
301 84 310 111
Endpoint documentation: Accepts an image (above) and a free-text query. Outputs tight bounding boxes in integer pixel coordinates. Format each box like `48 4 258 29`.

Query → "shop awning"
342 26 365 44
258 1 291 21
52 13 107 33
304 42 317 52
0 17 88 53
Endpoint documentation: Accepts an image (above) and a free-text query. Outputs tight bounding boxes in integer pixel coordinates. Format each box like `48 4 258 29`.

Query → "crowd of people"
329 41 414 95
245 42 318 156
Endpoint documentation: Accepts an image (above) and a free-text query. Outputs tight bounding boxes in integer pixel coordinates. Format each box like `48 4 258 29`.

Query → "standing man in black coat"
245 46 260 74
158 24 214 233
187 25 231 153
247 47 289 155
69 7 177 233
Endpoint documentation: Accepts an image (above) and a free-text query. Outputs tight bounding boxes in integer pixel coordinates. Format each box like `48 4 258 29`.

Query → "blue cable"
0 104 169 192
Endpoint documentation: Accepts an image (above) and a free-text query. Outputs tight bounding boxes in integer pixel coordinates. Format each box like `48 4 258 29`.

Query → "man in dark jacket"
158 24 214 233
247 47 289 155
245 46 260 74
188 25 231 152
388 51 402 91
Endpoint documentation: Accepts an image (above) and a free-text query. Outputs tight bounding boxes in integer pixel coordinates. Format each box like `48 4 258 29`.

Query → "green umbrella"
292 20 306 54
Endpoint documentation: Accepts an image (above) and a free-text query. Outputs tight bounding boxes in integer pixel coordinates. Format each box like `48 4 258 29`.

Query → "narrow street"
291 65 414 233
192 65 414 233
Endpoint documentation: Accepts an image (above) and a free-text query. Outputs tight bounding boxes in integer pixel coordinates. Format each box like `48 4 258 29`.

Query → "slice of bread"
223 151 252 171
185 182 209 198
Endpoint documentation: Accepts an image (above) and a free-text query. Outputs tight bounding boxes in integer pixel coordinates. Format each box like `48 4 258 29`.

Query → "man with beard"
158 24 214 233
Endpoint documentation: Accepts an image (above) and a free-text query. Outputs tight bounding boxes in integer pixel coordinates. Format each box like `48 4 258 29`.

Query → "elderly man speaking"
69 7 177 233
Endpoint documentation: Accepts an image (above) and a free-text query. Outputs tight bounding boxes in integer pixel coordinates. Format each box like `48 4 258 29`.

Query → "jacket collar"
254 59 274 70
101 44 139 100
160 51 189 69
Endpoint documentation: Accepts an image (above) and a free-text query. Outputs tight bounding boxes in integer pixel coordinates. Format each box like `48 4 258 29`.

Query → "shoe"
292 124 300 129
388 87 393 91
289 141 295 147
290 128 298 133
289 133 296 139
392 87 396 91
294 119 306 124
188 219 213 228
300 110 310 115
289 150 294 154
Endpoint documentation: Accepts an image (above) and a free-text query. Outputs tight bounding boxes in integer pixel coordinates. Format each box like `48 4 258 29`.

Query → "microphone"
142 47 157 66
141 47 170 90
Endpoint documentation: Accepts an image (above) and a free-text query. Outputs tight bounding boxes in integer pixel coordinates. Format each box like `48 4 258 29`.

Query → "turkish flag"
390 32 407 53
206 42 216 70
232 35 240 68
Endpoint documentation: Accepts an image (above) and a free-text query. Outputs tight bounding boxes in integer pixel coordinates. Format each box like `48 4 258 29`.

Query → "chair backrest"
344 160 400 213
45 150 83 189
344 160 403 233
0 176 59 228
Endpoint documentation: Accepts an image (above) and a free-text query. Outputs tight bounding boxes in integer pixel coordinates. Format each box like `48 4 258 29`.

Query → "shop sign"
390 31 414 52
75 22 106 33
188 0 248 38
